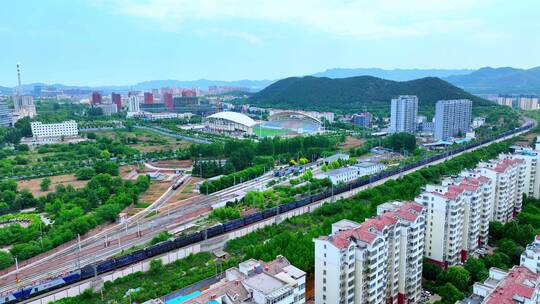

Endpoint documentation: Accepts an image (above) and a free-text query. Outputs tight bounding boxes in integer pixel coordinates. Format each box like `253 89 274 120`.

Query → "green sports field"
252 126 293 137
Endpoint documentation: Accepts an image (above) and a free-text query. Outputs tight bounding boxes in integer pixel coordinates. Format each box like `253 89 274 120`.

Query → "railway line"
0 120 535 304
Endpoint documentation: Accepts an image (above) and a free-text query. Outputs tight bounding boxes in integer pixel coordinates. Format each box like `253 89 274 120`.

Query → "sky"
1 0 539 86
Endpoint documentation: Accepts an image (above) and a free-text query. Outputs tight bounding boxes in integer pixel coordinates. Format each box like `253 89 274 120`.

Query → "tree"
150 259 163 274
384 132 417 153
436 283 464 304
75 167 96 180
40 177 52 191
439 266 470 292
0 251 13 269
464 258 488 283
94 161 119 176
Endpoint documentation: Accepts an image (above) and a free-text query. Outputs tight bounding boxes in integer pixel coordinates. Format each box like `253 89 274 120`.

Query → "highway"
0 169 278 295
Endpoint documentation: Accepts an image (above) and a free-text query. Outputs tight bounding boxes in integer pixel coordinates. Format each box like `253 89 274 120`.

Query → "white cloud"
94 0 487 40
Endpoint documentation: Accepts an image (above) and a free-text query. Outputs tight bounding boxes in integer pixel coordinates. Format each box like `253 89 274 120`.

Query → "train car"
96 259 116 274
223 218 245 232
0 293 16 304
205 225 225 238
145 240 175 257
262 207 278 219
244 212 263 225
115 249 146 268
296 197 311 208
80 264 96 279
278 201 297 213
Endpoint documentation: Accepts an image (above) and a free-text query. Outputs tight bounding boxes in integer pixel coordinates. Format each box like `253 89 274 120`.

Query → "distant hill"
445 67 540 94
249 76 493 113
133 79 273 92
312 68 473 81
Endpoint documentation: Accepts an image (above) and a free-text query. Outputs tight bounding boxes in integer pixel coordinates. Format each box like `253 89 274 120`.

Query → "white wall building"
476 157 526 222
128 95 141 113
30 120 79 139
506 145 540 199
95 103 118 116
521 235 540 274
352 161 386 177
434 99 472 141
205 111 256 135
416 174 492 268
318 167 360 184
390 95 418 133
472 117 486 129
459 266 540 304
314 201 425 304
179 256 305 304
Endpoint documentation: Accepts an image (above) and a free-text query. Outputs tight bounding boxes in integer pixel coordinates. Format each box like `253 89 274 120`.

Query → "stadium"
205 111 256 135
254 110 323 137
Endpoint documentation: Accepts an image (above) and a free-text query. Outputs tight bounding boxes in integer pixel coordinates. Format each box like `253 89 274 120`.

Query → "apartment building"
314 201 425 304
506 145 540 199
416 174 492 267
476 157 526 222
521 235 540 274
459 266 540 304
433 99 472 141
30 120 79 138
390 95 418 133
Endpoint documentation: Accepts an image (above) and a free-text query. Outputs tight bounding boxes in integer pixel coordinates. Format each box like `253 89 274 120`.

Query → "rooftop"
206 111 256 127
484 266 539 304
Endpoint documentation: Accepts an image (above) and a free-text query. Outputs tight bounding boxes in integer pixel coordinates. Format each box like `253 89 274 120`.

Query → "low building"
521 235 540 274
351 112 372 128
352 161 386 176
314 201 425 304
472 117 486 129
30 120 78 138
321 153 349 165
318 166 359 184
170 256 305 304
459 266 540 304
205 111 256 135
95 103 118 116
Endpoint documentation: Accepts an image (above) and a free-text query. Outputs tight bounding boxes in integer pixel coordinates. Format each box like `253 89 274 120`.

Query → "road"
0 169 279 295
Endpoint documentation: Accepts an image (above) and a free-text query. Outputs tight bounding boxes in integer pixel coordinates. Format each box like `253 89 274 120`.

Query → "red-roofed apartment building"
458 266 540 304
477 157 526 222
313 201 425 304
416 172 493 268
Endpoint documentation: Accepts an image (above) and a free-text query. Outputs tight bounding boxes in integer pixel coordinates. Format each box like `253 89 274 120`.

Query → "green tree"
40 177 52 191
438 266 470 292
75 167 96 180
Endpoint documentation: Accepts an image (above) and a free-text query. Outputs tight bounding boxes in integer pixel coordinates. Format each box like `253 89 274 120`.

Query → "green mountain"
249 76 494 114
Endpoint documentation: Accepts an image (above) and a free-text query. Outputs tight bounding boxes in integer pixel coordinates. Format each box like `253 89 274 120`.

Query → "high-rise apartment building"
434 99 472 141
162 92 173 109
111 93 122 111
476 157 526 222
520 235 540 274
91 91 102 105
144 92 153 104
505 145 540 199
390 95 418 133
128 95 141 113
314 201 425 304
416 174 492 267
0 99 12 127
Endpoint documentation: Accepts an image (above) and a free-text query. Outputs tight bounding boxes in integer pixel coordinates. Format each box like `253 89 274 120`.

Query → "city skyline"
1 0 539 86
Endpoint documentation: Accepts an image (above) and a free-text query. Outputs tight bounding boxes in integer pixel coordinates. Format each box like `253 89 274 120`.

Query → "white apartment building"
390 95 418 133
521 235 540 274
179 256 305 304
30 120 79 139
459 266 540 304
416 174 492 268
506 145 540 199
477 157 526 222
314 201 425 304
128 95 141 113
434 99 472 141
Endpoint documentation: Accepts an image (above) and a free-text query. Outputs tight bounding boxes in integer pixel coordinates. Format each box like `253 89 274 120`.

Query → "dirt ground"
152 159 193 168
18 174 88 196
139 181 172 203
340 136 364 150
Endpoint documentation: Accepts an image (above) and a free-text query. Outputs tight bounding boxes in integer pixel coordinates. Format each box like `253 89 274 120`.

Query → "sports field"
252 126 292 137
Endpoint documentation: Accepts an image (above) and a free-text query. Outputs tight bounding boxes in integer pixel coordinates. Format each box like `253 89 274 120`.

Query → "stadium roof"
207 111 256 127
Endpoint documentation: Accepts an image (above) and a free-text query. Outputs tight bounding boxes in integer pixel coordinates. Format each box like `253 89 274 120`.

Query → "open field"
83 129 192 152
17 174 88 196
339 136 364 149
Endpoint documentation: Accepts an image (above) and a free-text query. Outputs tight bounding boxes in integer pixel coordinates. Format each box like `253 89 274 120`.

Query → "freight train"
0 123 533 304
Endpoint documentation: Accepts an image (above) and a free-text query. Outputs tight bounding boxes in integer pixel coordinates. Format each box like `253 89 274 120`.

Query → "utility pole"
77 234 81 270
15 256 19 284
